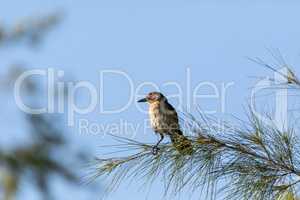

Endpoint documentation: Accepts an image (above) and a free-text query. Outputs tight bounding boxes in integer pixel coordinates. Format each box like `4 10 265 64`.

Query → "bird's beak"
137 98 147 103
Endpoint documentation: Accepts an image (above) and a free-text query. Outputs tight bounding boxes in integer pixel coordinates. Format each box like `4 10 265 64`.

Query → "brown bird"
138 92 193 155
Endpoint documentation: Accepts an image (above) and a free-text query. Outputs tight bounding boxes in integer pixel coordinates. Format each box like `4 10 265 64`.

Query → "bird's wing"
163 101 181 131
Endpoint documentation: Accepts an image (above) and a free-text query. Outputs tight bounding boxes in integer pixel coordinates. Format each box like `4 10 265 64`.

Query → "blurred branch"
0 11 90 200
0 11 63 48
0 74 82 199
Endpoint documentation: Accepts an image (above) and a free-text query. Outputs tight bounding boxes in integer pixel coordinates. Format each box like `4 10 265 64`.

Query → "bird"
138 92 193 155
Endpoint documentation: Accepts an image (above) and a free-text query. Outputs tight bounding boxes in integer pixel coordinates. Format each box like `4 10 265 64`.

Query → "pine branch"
88 110 300 199
89 56 300 199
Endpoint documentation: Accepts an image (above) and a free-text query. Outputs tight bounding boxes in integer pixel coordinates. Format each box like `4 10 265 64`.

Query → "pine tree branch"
87 110 300 199
89 57 300 199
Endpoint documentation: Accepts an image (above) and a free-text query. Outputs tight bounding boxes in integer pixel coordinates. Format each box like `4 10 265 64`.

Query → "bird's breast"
149 103 160 131
149 102 168 133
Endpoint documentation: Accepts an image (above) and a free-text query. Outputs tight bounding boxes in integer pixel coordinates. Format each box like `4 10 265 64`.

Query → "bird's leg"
152 133 164 155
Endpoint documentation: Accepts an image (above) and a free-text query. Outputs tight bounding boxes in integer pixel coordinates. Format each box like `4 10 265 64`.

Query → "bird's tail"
170 130 193 155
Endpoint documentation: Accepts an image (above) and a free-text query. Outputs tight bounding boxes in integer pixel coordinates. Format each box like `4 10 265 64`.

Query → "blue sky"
1 0 300 199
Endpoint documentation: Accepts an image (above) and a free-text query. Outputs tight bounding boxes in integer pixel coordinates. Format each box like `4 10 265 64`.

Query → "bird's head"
137 92 166 104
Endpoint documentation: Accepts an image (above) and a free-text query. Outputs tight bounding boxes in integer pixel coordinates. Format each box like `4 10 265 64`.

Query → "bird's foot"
152 146 160 155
